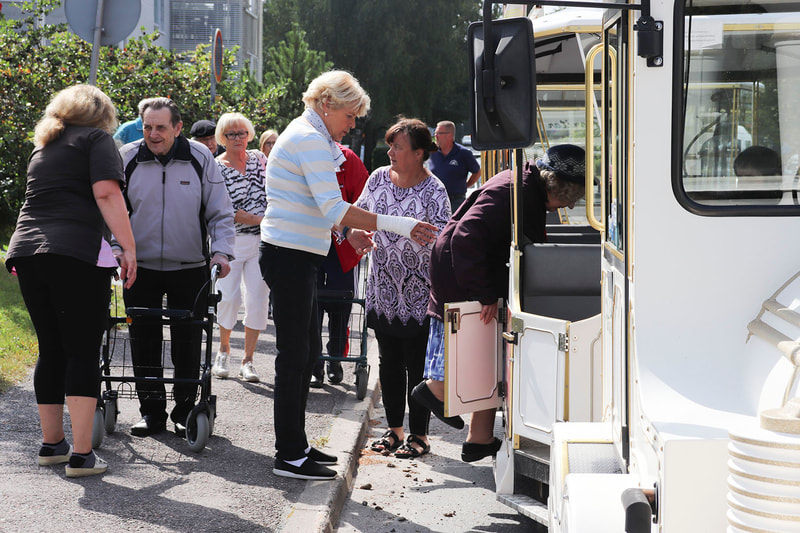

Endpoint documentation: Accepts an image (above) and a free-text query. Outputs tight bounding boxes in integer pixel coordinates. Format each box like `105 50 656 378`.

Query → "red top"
334 143 369 271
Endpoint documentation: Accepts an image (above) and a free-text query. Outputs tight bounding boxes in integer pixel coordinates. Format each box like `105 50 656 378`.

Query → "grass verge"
0 252 38 393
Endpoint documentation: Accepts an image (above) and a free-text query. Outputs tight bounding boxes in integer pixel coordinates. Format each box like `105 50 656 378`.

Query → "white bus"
448 2 800 531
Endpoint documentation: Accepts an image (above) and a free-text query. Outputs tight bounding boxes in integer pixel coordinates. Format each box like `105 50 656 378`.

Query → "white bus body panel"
627 3 800 530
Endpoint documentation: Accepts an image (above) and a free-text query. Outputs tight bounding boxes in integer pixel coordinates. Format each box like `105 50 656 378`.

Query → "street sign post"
210 29 223 110
65 0 141 85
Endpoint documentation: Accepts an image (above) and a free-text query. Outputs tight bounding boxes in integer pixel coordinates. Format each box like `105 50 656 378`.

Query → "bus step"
497 493 549 526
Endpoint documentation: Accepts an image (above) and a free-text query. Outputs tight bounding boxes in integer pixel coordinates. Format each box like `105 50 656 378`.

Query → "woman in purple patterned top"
355 118 451 458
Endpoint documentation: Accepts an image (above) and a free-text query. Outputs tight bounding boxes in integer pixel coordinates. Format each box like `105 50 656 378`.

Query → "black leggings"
14 254 111 403
375 327 431 436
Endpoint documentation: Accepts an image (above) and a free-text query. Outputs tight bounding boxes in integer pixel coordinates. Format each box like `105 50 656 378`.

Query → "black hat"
535 144 586 185
190 119 217 138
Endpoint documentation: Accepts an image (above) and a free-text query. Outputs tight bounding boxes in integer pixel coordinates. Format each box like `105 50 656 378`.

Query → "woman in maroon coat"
411 144 586 462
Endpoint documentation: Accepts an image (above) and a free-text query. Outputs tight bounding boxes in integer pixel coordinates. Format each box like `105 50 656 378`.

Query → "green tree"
263 23 333 131
261 0 481 167
0 1 282 233
262 0 302 50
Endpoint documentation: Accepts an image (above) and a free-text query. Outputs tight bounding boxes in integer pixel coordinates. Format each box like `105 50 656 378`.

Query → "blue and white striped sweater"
260 116 350 255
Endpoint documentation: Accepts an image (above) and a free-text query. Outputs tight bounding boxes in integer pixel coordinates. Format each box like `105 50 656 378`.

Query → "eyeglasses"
434 131 452 136
262 141 276 147
224 131 248 140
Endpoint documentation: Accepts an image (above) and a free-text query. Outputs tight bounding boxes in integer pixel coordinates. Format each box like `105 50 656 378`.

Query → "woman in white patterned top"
211 112 269 383
356 118 451 459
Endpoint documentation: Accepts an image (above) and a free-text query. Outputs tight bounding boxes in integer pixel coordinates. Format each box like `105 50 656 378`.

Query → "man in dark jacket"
410 144 586 460
190 119 226 157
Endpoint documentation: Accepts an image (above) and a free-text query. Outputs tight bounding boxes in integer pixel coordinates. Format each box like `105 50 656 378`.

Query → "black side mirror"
468 17 537 151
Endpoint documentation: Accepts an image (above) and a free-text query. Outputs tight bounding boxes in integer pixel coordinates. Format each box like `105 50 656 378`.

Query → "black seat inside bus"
546 224 601 244
523 242 601 322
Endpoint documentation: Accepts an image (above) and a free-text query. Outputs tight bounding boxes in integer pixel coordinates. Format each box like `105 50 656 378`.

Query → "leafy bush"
0 1 282 233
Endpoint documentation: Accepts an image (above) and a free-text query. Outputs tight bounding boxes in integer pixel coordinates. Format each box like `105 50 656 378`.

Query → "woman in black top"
5 84 137 477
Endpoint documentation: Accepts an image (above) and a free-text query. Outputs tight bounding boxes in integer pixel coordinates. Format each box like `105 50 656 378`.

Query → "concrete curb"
280 350 381 533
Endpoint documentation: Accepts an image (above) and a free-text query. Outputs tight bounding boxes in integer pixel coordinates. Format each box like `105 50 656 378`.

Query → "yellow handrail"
585 43 605 232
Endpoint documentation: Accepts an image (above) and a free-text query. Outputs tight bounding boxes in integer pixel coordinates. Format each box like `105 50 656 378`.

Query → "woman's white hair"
302 70 371 117
215 112 256 146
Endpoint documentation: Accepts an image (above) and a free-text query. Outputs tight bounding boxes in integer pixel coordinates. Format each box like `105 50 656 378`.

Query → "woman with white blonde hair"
259 70 439 480
212 112 269 383
5 84 137 477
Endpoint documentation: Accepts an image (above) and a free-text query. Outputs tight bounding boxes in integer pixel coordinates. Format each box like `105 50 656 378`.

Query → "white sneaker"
65 453 108 478
212 351 230 379
239 361 260 383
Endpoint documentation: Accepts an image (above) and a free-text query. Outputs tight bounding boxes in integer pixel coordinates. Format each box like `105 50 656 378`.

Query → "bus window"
521 87 602 225
677 2 800 212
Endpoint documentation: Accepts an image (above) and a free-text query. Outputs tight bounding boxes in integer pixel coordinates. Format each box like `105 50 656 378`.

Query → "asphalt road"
0 313 356 533
0 301 540 533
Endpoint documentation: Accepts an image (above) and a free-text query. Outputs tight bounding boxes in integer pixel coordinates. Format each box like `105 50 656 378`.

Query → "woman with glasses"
211 112 269 383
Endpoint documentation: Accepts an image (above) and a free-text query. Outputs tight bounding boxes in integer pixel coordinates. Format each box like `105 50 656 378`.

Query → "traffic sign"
212 29 224 83
65 0 141 46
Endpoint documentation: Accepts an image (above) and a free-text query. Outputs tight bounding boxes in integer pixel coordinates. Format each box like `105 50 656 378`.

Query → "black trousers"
259 242 324 461
14 254 111 403
375 327 431 436
124 266 208 424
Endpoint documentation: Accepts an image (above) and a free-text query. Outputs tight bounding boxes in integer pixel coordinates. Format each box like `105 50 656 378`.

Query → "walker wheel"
186 410 210 452
91 408 105 449
103 399 117 435
355 367 368 400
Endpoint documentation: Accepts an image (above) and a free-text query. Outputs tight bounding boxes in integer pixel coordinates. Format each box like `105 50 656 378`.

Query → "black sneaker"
273 458 336 480
307 447 337 465
130 415 167 437
326 361 343 384
310 372 324 388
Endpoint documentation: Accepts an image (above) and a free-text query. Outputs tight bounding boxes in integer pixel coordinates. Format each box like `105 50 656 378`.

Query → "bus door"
591 11 630 465
442 300 505 418
445 16 608 446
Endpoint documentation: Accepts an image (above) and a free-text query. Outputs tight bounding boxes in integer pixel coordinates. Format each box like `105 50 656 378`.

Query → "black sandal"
395 434 430 459
370 429 402 452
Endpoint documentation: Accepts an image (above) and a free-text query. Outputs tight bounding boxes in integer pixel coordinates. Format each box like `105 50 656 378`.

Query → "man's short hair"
140 97 181 126
137 97 156 115
436 121 455 133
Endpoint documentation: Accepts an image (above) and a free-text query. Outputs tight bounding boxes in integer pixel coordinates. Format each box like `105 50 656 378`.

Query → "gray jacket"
118 135 235 271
